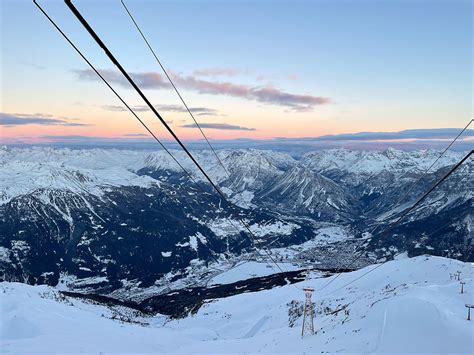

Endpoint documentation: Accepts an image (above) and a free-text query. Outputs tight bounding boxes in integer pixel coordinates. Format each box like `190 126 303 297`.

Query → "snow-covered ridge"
300 147 465 175
0 160 158 205
0 146 465 205
1 255 472 353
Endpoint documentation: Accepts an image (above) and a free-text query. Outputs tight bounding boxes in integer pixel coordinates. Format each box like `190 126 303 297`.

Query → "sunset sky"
0 0 472 144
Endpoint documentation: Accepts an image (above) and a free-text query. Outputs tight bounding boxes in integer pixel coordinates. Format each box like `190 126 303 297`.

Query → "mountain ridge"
0 146 472 293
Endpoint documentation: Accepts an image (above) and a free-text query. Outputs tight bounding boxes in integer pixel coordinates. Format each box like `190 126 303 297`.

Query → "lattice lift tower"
301 287 315 337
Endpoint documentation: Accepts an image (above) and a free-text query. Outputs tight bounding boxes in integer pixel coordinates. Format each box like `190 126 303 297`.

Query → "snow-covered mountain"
0 146 472 293
218 149 295 191
300 148 464 178
257 165 357 221
1 255 472 354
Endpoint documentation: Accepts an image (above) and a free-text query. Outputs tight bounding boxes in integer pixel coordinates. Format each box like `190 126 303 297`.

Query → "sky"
0 0 472 146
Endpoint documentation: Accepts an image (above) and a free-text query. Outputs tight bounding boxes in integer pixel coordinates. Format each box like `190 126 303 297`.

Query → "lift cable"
318 149 473 292
318 120 472 291
32 0 233 264
118 0 309 284
64 0 286 274
324 217 469 296
37 0 286 277
35 0 474 296
120 0 229 177
391 150 473 225
31 1 203 187
65 0 227 200
368 118 472 236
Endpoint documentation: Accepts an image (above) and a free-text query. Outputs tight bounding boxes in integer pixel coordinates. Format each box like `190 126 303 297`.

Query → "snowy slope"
0 160 159 204
300 148 464 177
0 147 294 202
257 165 356 220
1 146 472 291
1 146 465 204
208 261 300 286
1 255 472 354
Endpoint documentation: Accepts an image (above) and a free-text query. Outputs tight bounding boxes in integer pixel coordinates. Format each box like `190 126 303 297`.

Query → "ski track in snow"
242 316 271 339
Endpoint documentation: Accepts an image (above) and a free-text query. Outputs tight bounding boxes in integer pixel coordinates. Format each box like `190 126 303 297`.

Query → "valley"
0 146 472 296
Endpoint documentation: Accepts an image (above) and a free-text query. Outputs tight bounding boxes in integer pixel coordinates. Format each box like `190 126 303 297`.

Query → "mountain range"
0 146 472 294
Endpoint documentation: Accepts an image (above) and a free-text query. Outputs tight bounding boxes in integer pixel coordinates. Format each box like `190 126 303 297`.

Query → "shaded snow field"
208 261 300 286
1 255 472 354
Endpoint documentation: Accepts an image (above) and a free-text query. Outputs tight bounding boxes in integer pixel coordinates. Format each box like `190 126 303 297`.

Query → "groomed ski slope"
1 255 472 354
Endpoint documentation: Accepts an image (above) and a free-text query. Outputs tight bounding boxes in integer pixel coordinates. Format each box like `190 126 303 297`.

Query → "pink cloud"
192 67 244 77
75 69 330 112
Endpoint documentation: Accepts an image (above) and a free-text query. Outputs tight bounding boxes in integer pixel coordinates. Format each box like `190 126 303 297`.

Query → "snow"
265 226 350 262
189 235 198 251
0 147 190 205
326 196 340 210
0 247 11 262
1 255 472 353
301 148 464 176
248 220 299 238
207 218 242 238
230 190 255 208
0 147 297 207
208 218 299 239
0 160 156 205
1 146 465 206
312 226 349 244
208 261 299 286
